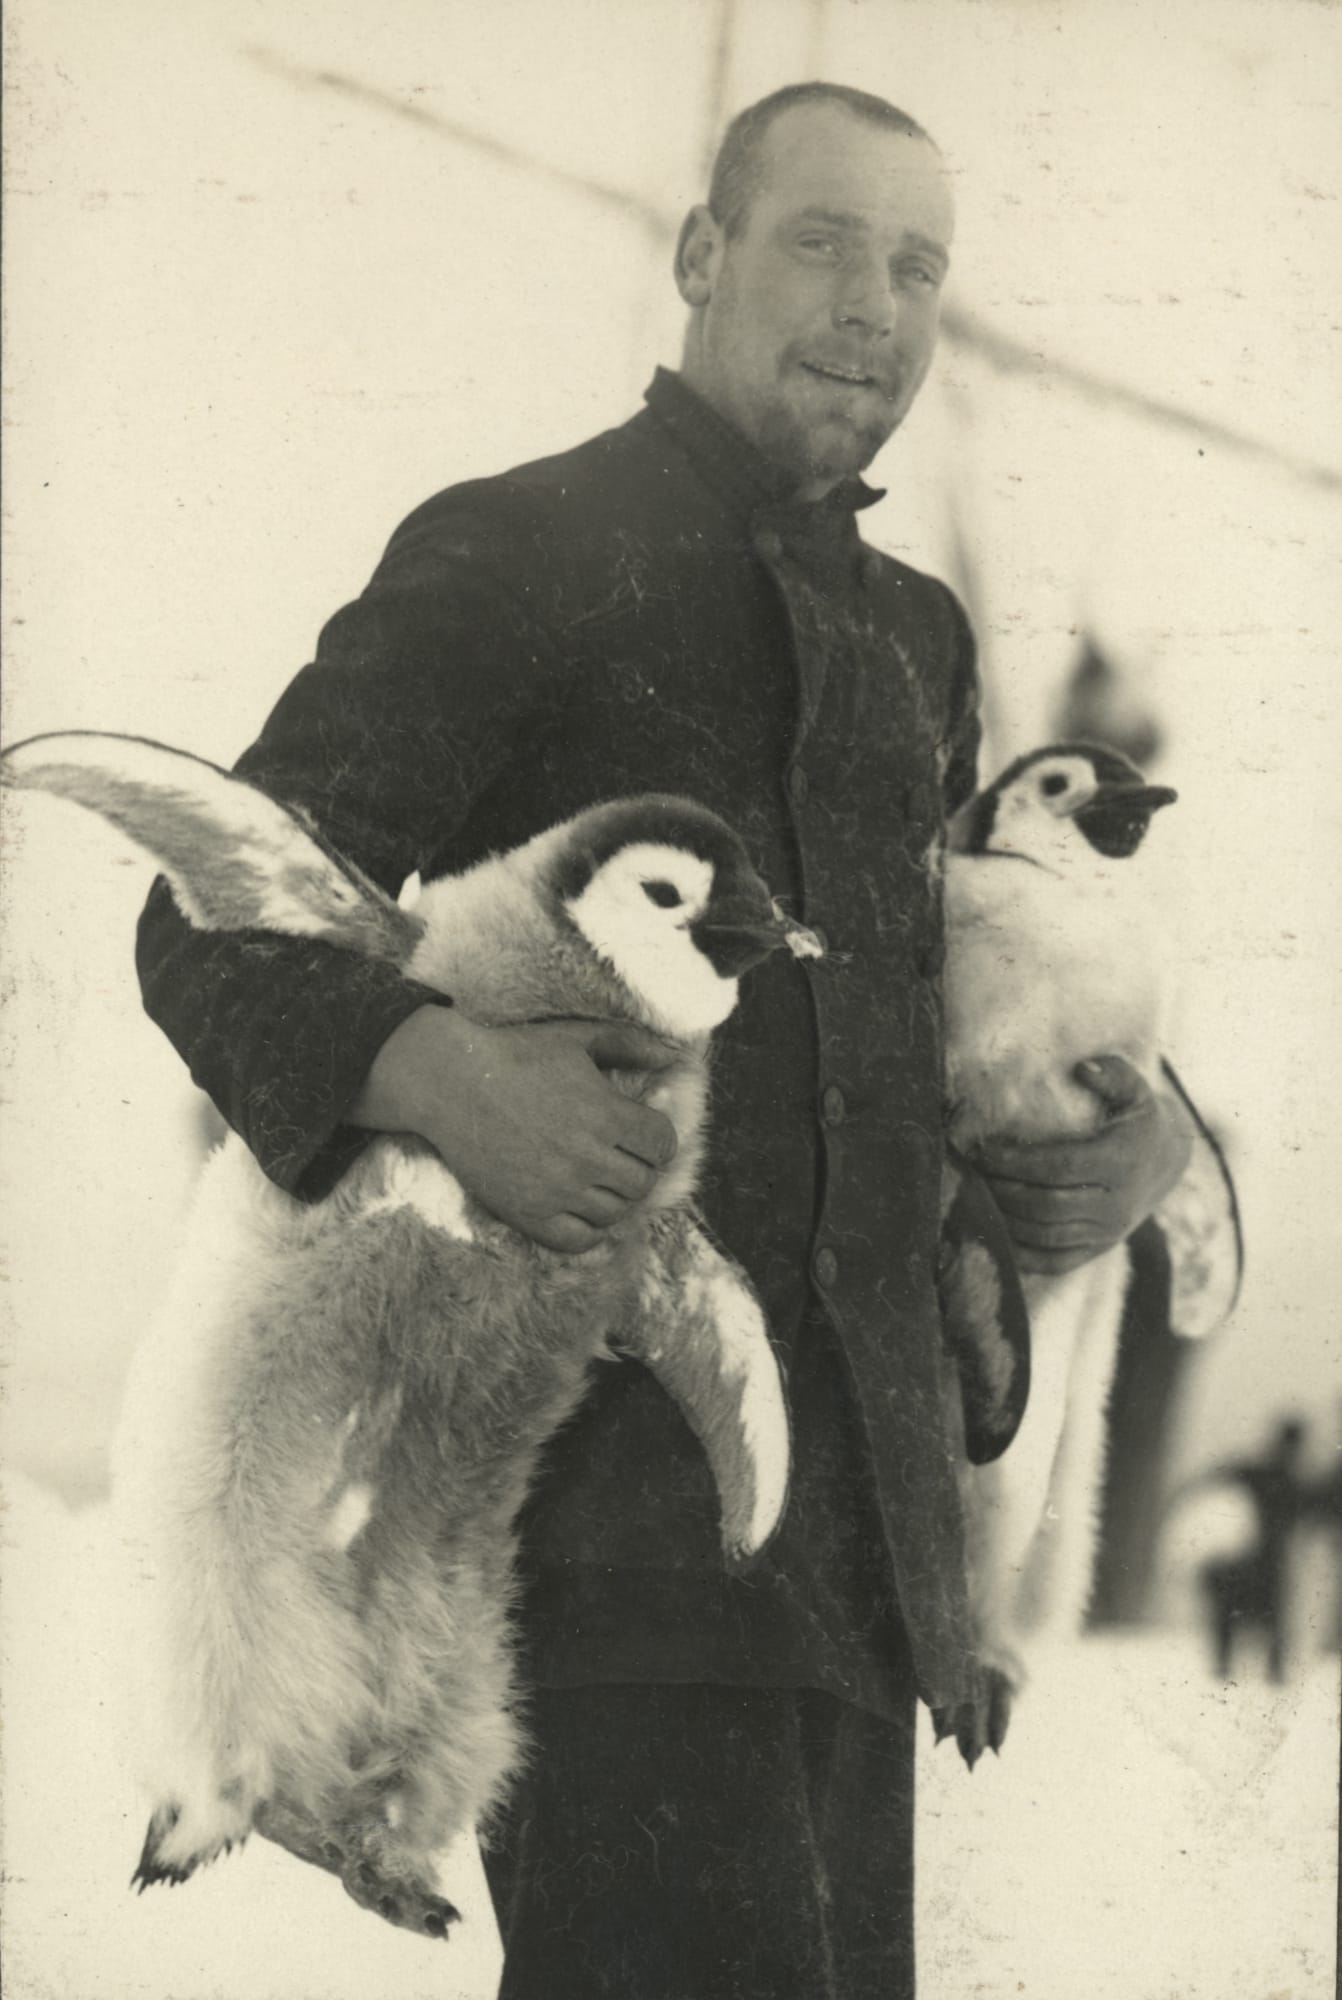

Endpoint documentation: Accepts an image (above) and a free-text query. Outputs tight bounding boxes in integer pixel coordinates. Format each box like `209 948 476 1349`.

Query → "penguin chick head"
949 742 1177 874
550 797 818 1040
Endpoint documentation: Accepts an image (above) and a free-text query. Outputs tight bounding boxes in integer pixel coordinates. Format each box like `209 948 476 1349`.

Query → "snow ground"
2 1474 1335 2000
916 1636 1338 2000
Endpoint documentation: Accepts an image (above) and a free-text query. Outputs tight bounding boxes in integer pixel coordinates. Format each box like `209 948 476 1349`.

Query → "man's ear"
674 205 723 308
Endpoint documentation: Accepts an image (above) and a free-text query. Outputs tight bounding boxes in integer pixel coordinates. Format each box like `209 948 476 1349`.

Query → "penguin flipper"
1151 1059 1244 1338
0 729 421 961
938 1152 1032 1465
617 1212 791 1566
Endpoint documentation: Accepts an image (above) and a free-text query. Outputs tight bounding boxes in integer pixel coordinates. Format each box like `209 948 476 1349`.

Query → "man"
136 84 1190 1997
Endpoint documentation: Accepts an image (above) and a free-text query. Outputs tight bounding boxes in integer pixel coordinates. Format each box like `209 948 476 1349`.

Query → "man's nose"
832 255 895 336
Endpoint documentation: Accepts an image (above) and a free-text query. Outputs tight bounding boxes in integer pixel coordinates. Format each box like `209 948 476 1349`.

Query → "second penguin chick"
940 742 1237 1763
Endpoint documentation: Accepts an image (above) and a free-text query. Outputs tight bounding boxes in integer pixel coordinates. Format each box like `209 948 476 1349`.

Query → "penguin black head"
547 796 822 1037
950 743 1177 868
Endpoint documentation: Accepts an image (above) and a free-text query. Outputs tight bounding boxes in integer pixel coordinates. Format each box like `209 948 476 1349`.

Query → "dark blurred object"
1197 1419 1312 1683
1299 1439 1342 1653
1088 1219 1192 1625
1053 633 1163 771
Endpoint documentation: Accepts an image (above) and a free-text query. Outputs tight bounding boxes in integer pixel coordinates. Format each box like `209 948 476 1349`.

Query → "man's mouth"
801 360 887 396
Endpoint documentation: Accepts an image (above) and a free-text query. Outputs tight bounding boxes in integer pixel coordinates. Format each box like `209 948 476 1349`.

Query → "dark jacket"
136 369 984 1713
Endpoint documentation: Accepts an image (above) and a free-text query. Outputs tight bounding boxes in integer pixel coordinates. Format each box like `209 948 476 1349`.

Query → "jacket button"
754 528 783 561
822 1085 846 1126
814 1246 839 1289
788 764 809 805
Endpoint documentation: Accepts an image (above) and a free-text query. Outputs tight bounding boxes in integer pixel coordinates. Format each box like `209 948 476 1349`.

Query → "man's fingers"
616 1101 679 1171
983 1178 1108 1220
998 1217 1110 1253
977 1123 1149 1187
534 1214 605 1255
568 1185 633 1230
601 1153 660 1203
1073 1055 1151 1119
971 1067 1191 1277
581 1020 681 1074
975 1139 1109 1188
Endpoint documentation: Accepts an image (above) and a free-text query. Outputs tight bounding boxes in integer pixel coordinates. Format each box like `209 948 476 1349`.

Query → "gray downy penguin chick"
1 731 818 1938
938 742 1241 1766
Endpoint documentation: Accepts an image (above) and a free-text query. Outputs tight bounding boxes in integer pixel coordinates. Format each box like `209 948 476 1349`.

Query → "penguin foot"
337 1848 459 1939
254 1794 460 1940
932 1666 1015 1771
131 1801 246 1890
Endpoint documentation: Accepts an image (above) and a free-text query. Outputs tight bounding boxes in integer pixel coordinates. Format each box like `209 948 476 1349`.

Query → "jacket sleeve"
136 488 563 1203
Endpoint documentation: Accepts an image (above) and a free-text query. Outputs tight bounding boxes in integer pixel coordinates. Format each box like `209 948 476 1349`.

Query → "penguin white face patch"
985 756 1103 872
563 842 739 1038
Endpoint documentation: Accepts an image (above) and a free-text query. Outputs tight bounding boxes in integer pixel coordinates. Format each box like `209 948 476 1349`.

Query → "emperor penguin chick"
1 732 816 1938
940 742 1240 1764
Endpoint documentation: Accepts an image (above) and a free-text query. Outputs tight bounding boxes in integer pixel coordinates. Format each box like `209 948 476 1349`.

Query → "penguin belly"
112 1133 639 1936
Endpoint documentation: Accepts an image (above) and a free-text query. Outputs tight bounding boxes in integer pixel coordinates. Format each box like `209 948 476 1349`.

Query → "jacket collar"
643 367 886 529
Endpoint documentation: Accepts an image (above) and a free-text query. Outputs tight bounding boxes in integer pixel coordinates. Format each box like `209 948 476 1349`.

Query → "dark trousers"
482 1682 917 1999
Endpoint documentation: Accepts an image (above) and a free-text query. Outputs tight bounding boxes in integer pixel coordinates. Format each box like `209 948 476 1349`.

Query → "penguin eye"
641 879 683 908
1041 773 1069 797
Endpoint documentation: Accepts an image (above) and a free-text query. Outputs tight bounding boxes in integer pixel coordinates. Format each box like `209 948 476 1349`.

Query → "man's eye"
797 235 841 259
896 262 939 289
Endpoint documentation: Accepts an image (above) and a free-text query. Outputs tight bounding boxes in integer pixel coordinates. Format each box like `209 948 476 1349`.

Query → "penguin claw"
341 1860 459 1939
986 1671 1014 1755
956 1704 987 1771
131 1803 237 1891
932 1667 1015 1772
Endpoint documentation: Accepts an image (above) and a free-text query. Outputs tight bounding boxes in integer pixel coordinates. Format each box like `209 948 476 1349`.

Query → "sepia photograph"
2 2 1339 1995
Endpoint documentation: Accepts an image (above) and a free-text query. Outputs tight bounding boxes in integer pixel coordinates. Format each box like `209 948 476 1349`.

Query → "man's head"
676 84 954 499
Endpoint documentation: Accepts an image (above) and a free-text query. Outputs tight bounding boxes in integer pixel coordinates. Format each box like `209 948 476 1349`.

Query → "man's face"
685 104 954 496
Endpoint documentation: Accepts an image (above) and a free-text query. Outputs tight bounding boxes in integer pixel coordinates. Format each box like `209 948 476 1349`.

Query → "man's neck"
675 354 842 505
644 368 886 525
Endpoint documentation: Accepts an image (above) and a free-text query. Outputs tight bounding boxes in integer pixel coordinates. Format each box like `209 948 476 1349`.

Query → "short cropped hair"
708 83 936 238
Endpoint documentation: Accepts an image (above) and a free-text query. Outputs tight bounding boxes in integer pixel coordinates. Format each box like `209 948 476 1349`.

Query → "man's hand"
970 1056 1195 1277
350 1004 680 1254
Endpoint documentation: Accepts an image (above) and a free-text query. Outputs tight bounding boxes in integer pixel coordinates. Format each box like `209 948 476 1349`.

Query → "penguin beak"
1073 780 1177 858
696 897 825 976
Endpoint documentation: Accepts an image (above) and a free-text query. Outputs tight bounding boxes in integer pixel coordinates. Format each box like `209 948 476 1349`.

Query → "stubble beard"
755 339 912 491
754 393 895 493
